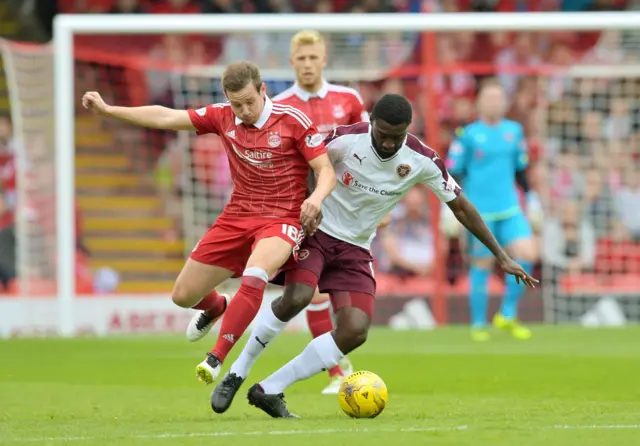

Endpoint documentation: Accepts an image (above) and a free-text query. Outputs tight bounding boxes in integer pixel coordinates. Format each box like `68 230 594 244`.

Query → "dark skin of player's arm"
447 193 538 288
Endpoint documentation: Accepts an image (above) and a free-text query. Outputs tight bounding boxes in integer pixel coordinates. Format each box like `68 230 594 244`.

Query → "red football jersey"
188 97 326 219
273 81 368 137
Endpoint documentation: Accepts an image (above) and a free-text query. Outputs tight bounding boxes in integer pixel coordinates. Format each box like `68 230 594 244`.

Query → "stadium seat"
559 273 601 295
595 238 640 275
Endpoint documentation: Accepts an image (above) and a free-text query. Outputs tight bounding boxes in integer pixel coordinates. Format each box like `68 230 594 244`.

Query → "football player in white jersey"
209 94 538 417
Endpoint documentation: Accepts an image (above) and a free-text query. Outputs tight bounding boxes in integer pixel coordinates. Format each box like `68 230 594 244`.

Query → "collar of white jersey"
234 95 273 129
291 80 329 102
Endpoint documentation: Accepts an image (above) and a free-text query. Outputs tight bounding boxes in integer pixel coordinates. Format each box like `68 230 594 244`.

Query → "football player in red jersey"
271 30 369 394
82 61 336 385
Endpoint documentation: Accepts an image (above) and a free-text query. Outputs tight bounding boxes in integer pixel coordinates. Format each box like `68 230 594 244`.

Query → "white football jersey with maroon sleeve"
319 123 461 249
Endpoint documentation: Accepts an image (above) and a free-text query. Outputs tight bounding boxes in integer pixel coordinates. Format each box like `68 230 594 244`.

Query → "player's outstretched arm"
301 154 336 234
82 91 195 131
446 194 538 288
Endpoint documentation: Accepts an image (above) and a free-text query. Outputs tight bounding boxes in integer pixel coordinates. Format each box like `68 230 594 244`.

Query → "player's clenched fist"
82 91 110 116
300 198 322 236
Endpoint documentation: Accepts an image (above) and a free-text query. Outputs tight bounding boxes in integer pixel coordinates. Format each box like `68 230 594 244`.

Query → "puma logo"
353 153 366 165
255 336 268 348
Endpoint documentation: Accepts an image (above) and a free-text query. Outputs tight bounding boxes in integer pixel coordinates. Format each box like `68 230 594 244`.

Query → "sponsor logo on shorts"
306 133 324 148
298 249 310 261
268 132 281 148
397 164 411 178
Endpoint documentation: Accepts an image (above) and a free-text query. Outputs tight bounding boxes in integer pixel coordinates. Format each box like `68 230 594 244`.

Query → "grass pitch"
1 326 639 445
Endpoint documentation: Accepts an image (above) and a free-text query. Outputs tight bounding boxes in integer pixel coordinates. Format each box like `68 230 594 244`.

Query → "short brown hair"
222 61 262 93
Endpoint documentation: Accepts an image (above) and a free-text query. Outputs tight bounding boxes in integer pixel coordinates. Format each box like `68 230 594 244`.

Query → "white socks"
229 303 287 379
260 332 344 395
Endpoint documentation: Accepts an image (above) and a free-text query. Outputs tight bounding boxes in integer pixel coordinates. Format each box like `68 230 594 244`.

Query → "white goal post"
48 12 640 336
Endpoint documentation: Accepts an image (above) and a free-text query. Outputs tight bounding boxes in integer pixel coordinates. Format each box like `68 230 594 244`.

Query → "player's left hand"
499 257 539 288
300 198 322 235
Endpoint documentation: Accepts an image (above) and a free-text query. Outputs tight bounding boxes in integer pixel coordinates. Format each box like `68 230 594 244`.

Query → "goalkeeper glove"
440 202 463 238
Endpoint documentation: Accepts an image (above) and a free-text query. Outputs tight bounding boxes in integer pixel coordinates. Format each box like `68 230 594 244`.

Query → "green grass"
1 326 640 445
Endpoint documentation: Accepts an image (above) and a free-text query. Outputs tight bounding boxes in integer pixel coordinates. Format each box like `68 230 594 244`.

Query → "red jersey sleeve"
187 103 224 135
296 125 327 163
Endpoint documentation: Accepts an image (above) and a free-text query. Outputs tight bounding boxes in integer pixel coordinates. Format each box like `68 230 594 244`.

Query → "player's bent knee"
171 283 197 308
334 305 371 354
273 282 316 322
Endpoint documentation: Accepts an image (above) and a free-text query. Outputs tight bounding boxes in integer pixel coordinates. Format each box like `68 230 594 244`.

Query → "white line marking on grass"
16 425 469 442
552 425 640 430
17 424 640 442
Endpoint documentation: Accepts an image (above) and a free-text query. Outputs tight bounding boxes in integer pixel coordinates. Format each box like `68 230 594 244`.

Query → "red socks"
306 304 334 339
211 275 266 362
192 290 227 318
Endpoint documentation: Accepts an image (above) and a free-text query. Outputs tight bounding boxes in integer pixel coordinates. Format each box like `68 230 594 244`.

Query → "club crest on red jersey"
342 171 354 186
332 104 345 119
268 132 282 148
396 164 411 178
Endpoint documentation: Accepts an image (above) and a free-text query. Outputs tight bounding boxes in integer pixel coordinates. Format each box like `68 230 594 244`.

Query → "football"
338 371 388 419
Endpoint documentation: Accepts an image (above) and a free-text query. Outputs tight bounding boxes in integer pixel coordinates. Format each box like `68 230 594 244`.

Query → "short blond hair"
290 30 326 55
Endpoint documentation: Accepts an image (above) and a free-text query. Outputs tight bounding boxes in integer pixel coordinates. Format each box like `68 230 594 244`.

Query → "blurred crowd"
40 0 633 16
4 0 640 296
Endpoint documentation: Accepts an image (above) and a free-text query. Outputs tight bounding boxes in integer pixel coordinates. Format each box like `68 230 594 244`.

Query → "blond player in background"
271 30 372 395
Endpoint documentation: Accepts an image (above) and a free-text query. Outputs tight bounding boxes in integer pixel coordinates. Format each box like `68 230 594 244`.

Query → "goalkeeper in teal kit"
445 80 540 341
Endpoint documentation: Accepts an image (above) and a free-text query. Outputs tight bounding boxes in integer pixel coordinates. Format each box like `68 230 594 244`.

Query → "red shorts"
190 215 303 278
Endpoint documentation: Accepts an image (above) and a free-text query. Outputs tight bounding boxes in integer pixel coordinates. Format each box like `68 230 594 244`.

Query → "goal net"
1 13 640 336
0 40 58 297
539 30 640 323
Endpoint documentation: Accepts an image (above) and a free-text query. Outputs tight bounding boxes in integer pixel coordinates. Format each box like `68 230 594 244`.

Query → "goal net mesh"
539 29 640 323
0 40 58 297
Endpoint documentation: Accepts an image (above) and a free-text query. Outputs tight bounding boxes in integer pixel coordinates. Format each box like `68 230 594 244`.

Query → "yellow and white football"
338 371 388 419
